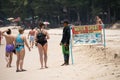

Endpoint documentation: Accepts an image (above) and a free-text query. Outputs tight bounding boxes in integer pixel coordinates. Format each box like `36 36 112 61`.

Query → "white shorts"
30 36 34 42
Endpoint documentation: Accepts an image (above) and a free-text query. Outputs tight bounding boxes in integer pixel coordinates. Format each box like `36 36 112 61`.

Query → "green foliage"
0 0 120 24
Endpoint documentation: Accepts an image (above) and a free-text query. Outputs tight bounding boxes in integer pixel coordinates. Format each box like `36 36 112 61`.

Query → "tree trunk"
113 9 116 23
77 11 80 25
108 7 111 24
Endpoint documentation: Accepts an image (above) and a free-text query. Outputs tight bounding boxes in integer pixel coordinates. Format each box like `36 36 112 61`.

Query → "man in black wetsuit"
60 21 70 66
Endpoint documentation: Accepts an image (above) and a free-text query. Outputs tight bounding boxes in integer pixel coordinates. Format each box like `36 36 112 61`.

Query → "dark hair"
6 29 11 34
63 20 69 24
39 22 44 29
31 27 34 30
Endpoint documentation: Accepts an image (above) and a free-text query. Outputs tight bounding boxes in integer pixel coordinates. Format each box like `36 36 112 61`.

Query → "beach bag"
62 45 69 54
37 32 45 42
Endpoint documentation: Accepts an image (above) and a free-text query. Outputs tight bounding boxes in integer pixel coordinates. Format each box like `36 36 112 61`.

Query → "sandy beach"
0 26 120 80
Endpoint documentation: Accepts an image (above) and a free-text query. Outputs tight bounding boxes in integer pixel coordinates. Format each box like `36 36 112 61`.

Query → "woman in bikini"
36 22 50 69
15 28 31 72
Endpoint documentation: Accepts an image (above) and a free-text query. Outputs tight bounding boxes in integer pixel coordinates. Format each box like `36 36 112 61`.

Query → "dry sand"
0 26 120 80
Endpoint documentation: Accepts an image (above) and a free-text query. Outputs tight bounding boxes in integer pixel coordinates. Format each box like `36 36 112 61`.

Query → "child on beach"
28 27 36 48
2 29 15 67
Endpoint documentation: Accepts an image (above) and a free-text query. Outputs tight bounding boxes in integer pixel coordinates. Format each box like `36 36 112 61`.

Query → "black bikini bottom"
37 40 47 46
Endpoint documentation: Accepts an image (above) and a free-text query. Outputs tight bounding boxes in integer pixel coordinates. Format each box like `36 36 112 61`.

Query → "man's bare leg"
32 42 34 48
5 53 9 67
9 53 13 67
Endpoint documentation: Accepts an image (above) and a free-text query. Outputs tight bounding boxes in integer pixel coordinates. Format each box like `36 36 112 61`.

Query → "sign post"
102 24 106 48
69 26 74 64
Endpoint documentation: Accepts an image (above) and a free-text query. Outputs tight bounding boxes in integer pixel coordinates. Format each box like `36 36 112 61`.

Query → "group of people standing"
0 21 71 72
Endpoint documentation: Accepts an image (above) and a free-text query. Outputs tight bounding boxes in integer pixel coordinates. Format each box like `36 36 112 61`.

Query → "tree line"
0 0 120 27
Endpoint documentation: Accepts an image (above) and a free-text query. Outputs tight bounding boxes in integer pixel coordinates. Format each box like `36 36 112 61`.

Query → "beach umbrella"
12 17 21 22
7 17 14 21
43 22 50 25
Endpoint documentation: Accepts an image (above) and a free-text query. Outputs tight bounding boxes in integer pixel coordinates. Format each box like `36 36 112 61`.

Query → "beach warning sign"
72 25 103 45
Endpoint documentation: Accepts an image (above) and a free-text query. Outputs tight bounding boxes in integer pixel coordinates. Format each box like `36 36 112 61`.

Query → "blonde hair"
18 27 24 34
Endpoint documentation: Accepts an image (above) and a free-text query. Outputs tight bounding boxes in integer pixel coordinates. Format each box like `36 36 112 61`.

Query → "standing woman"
36 22 50 69
15 28 31 72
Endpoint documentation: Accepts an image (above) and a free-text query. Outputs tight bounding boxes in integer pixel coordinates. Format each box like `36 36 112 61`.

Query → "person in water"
28 27 36 48
15 28 31 72
35 22 50 69
2 29 15 67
